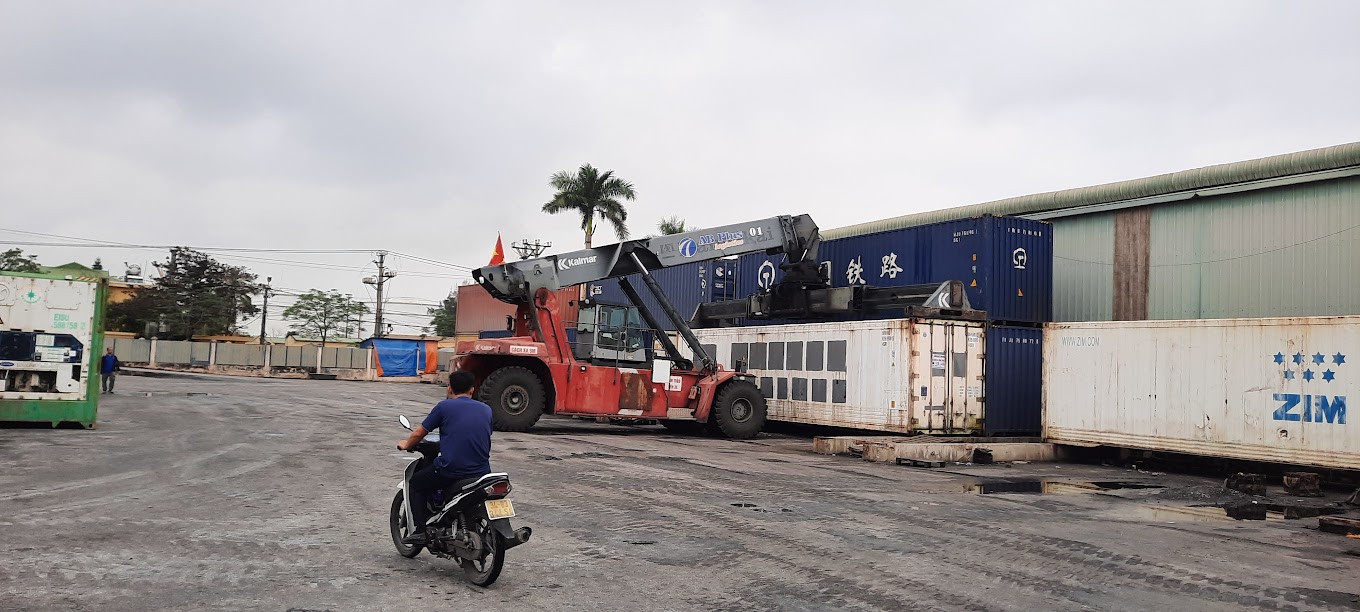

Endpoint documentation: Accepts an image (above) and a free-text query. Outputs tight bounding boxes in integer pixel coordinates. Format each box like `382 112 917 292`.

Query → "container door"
911 321 984 433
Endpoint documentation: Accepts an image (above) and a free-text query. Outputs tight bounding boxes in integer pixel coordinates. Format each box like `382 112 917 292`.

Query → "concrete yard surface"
2 375 1359 611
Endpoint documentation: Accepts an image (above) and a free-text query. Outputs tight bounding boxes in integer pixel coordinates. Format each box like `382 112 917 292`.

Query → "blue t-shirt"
99 354 119 374
421 396 493 478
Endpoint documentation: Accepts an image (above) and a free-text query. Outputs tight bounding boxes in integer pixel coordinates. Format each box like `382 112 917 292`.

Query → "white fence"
107 338 374 380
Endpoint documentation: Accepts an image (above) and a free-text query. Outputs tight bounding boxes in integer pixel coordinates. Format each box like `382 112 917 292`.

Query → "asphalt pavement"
1 374 1358 612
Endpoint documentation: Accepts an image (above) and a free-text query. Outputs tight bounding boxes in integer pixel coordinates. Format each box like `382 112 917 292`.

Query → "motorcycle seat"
457 472 510 491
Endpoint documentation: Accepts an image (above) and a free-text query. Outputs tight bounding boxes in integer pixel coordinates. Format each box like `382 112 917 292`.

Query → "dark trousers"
101 373 117 393
409 465 480 533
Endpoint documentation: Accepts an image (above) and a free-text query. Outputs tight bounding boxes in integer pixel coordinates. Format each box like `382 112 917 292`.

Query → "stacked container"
593 215 1054 435
767 215 1051 435
735 215 1052 325
588 259 737 325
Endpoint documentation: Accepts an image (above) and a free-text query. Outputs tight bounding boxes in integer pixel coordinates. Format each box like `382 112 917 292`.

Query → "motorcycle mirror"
399 415 412 431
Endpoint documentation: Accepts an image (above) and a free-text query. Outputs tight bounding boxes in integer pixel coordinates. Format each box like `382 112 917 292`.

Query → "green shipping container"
0 269 109 428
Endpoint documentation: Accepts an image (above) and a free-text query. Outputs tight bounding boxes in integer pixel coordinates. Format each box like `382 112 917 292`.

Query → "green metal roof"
823 141 1360 240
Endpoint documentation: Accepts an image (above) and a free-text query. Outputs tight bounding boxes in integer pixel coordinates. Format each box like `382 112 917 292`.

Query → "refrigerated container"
0 270 108 428
1044 316 1360 470
689 318 986 434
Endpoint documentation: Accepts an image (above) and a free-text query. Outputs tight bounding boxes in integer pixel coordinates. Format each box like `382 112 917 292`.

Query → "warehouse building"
826 141 1360 322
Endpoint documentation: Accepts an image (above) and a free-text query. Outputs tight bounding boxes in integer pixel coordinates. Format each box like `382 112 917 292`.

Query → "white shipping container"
1044 316 1359 470
689 318 986 434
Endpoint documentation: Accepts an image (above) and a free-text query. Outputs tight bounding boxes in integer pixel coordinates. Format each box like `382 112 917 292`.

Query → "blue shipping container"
587 259 736 331
736 215 1053 325
983 325 1043 436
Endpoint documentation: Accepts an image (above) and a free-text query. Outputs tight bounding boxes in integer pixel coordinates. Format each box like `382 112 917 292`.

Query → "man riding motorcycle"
397 370 493 546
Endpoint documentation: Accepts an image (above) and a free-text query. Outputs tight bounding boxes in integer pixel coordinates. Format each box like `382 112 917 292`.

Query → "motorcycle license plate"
484 499 516 519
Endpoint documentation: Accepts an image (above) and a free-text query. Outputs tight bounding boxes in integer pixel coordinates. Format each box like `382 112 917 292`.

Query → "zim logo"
1273 394 1346 424
678 238 697 258
1270 351 1347 424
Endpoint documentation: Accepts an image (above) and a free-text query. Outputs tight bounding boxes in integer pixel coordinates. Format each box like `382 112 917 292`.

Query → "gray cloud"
2 0 1358 332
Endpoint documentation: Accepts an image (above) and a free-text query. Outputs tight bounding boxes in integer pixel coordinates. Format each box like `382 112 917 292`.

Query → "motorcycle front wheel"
389 491 423 558
461 517 505 586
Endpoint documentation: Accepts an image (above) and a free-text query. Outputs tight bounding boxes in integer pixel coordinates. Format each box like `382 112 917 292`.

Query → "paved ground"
1 374 1359 612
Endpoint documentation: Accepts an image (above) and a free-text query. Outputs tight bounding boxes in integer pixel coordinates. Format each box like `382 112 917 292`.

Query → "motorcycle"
391 415 532 586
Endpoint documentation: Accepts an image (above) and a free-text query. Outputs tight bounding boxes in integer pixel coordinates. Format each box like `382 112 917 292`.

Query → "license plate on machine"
484 499 516 519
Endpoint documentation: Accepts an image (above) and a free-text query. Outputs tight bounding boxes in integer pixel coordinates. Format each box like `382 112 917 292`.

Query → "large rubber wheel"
711 381 767 440
461 518 506 587
389 491 423 558
478 366 546 432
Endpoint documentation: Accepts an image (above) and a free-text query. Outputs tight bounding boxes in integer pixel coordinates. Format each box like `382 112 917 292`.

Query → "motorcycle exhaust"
504 527 532 549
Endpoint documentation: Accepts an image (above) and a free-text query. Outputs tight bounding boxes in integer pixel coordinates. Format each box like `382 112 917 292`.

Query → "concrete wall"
108 338 375 381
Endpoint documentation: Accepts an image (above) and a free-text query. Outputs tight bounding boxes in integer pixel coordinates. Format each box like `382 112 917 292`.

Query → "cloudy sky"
3 1 1357 334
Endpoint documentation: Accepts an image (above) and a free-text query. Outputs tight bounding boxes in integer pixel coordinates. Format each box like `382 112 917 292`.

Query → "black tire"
462 518 506 586
711 380 767 440
659 420 705 435
478 366 546 432
389 491 423 558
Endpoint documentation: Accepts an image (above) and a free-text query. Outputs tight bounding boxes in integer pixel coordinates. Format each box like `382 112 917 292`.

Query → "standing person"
396 370 493 545
99 347 121 394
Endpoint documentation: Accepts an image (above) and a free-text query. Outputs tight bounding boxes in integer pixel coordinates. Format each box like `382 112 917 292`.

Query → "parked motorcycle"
391 415 531 586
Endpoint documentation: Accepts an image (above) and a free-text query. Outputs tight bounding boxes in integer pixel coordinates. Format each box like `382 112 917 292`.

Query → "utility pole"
259 277 272 345
364 252 396 338
511 239 552 260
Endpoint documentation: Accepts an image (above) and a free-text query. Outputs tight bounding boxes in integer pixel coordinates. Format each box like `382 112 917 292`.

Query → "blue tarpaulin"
360 338 434 377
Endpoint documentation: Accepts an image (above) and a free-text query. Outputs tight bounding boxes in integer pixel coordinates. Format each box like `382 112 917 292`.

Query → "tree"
541 163 636 248
1 248 42 273
106 291 161 336
427 292 457 337
657 216 688 235
282 290 369 348
111 248 261 339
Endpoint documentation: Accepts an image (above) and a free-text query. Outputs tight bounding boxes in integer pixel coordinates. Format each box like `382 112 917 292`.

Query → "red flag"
488 233 505 265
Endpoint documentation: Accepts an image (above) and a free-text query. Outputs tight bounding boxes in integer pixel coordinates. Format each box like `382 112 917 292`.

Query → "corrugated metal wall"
1047 174 1360 321
1051 214 1114 321
1147 175 1360 319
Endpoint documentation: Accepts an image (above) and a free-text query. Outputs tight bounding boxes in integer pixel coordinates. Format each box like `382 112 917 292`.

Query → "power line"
0 228 480 275
388 251 478 272
1 239 470 279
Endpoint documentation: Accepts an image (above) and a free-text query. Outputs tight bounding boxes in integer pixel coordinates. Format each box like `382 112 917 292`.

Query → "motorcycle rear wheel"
461 518 506 586
389 491 423 558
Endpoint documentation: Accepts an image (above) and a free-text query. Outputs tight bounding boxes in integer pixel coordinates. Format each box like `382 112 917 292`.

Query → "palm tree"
542 164 636 248
657 216 687 235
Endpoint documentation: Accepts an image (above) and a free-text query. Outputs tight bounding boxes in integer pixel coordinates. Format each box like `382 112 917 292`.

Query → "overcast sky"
3 1 1358 335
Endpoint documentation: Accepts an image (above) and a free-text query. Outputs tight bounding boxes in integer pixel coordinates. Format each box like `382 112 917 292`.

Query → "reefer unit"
690 318 986 434
737 215 1052 325
1044 316 1360 470
0 270 107 428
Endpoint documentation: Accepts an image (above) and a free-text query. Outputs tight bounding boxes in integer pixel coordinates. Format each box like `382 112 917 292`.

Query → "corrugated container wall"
455 284 518 335
983 325 1042 436
588 259 737 331
736 215 1053 325
1043 316 1360 470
